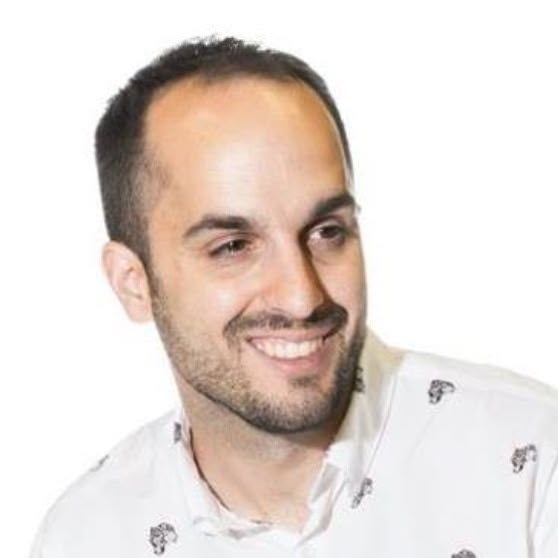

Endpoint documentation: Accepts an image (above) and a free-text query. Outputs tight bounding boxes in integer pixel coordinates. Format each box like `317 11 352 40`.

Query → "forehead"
143 76 349 225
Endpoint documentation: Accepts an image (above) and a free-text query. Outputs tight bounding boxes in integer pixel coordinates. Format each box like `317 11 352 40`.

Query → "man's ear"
102 241 153 322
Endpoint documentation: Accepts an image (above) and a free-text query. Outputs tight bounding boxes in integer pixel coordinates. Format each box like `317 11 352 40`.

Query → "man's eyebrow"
182 215 255 241
182 192 357 242
307 192 358 222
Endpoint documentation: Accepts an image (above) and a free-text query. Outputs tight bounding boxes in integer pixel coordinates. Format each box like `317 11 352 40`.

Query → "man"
30 37 558 557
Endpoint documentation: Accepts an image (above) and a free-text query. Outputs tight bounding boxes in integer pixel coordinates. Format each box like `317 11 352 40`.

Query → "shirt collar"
322 329 405 496
170 408 233 535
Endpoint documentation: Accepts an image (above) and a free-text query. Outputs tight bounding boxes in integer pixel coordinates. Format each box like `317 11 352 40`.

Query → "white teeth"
251 337 324 359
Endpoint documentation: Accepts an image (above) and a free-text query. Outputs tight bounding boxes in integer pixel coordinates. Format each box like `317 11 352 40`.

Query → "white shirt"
30 330 558 557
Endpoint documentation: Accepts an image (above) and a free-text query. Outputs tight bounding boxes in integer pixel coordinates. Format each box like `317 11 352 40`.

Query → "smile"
249 337 324 360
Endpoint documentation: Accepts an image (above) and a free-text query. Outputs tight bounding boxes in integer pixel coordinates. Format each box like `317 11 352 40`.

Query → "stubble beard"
151 285 367 434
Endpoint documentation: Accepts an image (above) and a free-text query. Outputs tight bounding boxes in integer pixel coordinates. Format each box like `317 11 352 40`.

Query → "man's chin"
230 395 342 435
224 340 359 434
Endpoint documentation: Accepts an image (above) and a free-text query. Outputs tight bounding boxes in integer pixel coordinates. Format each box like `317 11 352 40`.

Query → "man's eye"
309 224 348 246
209 238 250 258
320 225 345 239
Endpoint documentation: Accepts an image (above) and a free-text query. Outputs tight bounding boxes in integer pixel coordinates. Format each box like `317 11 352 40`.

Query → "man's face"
144 77 367 433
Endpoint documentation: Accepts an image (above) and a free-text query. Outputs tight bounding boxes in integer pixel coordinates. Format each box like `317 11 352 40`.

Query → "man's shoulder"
399 348 558 410
394 348 558 447
54 407 176 506
31 409 178 554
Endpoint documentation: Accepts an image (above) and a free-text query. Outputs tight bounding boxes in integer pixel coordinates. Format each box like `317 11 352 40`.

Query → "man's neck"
175 378 348 531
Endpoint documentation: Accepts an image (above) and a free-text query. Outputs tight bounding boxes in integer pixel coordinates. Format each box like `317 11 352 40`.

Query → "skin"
103 76 368 530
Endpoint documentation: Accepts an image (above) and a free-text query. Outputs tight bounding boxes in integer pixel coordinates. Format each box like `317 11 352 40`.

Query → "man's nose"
261 245 327 320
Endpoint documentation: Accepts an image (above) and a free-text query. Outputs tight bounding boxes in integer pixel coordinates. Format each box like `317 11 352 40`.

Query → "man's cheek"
210 282 256 318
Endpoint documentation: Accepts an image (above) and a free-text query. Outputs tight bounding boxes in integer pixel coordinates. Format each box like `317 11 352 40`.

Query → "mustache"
224 301 348 340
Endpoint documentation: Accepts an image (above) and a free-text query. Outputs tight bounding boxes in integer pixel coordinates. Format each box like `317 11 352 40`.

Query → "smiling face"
140 77 367 433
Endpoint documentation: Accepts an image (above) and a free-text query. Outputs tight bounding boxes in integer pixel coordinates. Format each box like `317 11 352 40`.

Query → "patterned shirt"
29 330 558 557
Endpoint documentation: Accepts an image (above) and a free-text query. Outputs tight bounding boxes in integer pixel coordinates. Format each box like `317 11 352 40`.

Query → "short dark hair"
95 36 352 267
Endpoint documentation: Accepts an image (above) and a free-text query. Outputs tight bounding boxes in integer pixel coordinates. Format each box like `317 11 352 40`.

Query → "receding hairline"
140 73 351 205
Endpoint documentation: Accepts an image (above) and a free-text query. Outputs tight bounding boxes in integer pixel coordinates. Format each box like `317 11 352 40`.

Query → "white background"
0 1 556 552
